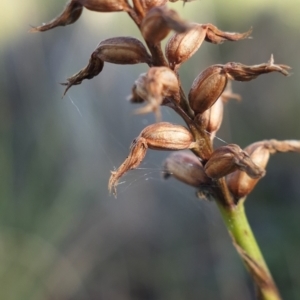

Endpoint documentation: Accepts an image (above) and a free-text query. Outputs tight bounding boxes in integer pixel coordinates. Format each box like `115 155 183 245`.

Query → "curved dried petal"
163 151 212 187
204 144 265 179
109 138 148 196
166 23 207 70
188 65 227 115
141 6 190 44
61 53 104 96
224 55 291 81
29 1 83 32
205 24 252 44
30 0 130 32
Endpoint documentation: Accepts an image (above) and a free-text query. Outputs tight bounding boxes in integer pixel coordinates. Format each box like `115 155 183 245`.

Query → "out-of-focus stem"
216 199 281 300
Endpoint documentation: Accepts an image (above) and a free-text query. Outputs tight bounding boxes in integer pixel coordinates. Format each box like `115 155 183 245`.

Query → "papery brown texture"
133 67 180 120
163 151 212 187
204 144 266 179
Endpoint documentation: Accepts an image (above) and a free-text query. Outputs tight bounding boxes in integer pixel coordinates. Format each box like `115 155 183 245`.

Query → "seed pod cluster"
31 0 297 210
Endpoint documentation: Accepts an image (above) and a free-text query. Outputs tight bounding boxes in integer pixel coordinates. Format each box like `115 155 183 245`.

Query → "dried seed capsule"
96 37 152 65
61 37 152 95
188 65 227 115
109 122 196 196
141 6 189 44
166 23 207 70
142 122 195 150
163 151 212 187
227 139 300 200
30 0 130 32
204 144 266 180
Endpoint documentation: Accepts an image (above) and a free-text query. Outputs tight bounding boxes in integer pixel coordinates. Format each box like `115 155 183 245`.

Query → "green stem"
216 199 281 300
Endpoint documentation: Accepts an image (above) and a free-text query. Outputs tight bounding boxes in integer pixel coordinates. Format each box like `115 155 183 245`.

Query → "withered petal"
61 53 104 96
29 1 83 32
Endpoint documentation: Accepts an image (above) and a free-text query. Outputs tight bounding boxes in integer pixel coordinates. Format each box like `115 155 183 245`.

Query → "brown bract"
29 0 130 32
109 122 195 196
204 144 266 180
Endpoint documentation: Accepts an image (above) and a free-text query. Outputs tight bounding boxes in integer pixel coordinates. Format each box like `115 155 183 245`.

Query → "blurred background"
1 1 300 299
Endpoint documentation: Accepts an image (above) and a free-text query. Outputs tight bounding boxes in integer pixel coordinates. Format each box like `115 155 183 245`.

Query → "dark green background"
1 1 300 299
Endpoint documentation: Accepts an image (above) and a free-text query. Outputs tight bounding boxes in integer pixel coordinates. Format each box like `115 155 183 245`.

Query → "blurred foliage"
0 1 300 300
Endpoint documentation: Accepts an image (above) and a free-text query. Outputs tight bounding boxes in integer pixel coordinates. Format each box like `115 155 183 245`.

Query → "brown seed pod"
163 151 212 187
188 65 227 115
204 144 266 180
166 23 207 70
108 122 196 196
96 37 152 65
